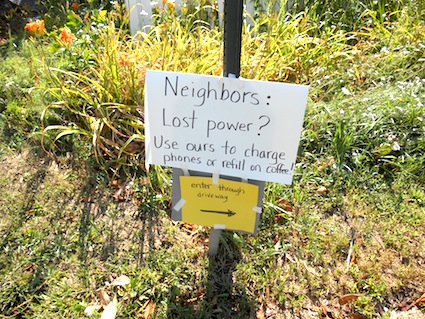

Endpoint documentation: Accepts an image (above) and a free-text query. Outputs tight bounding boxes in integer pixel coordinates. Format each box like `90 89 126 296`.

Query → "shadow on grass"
77 179 107 263
0 153 49 315
77 173 165 265
166 232 255 319
135 192 165 263
0 148 91 316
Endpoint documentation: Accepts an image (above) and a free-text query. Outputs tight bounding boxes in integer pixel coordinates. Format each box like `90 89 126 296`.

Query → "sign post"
209 0 251 256
223 0 244 78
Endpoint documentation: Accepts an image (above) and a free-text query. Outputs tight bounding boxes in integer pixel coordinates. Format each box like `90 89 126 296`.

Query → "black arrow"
200 209 236 217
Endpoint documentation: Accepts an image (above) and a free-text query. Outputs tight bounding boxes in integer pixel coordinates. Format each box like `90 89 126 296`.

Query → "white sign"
144 70 309 184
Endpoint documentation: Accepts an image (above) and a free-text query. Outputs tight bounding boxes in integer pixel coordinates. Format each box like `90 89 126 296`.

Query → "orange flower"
117 52 134 66
162 0 175 10
167 1 175 9
24 19 45 37
212 64 223 76
59 27 75 44
71 3 80 10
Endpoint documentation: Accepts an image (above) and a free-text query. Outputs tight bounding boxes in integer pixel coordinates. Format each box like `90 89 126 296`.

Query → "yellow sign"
179 176 260 233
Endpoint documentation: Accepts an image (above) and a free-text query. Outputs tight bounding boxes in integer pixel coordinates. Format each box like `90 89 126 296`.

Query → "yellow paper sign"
179 176 260 233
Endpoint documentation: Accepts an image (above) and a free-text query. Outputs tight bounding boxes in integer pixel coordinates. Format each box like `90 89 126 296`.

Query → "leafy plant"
37 5 222 184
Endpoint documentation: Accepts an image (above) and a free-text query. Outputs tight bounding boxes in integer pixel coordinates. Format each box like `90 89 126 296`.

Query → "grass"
1 0 425 318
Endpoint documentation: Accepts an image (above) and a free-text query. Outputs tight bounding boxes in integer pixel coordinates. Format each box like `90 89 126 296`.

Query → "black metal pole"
209 0 245 257
223 0 244 77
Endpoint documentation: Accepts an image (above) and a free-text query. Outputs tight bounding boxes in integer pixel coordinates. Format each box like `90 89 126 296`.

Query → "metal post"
223 0 244 78
208 228 221 257
208 0 244 257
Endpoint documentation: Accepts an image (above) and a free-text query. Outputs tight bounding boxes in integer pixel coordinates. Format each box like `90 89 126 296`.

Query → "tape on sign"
181 165 190 176
212 171 220 185
173 198 186 212
252 206 262 214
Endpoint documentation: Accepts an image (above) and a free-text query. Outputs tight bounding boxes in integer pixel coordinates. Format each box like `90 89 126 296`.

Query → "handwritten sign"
145 70 309 184
174 176 260 234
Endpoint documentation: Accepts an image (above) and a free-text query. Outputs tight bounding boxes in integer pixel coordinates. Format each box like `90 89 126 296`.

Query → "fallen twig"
346 227 355 272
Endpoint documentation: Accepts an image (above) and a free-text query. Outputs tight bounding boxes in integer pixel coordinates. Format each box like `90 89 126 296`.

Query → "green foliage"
297 85 425 192
14 0 421 181
36 10 144 178
286 0 418 30
0 50 43 149
38 0 127 31
152 0 220 30
35 5 222 182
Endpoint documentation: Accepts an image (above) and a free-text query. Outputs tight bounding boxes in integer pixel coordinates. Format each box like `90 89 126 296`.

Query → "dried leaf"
316 186 328 194
98 288 111 307
111 180 120 188
184 288 205 304
143 300 155 319
339 294 360 305
274 214 283 223
112 189 124 201
276 198 293 212
414 292 425 305
396 299 410 310
112 275 130 286
101 296 117 319
321 303 334 318
84 304 101 317
256 304 265 319
181 223 197 234
265 302 278 317
345 314 367 319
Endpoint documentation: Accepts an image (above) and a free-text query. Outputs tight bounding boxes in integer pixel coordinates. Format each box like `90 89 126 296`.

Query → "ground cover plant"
0 0 424 318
